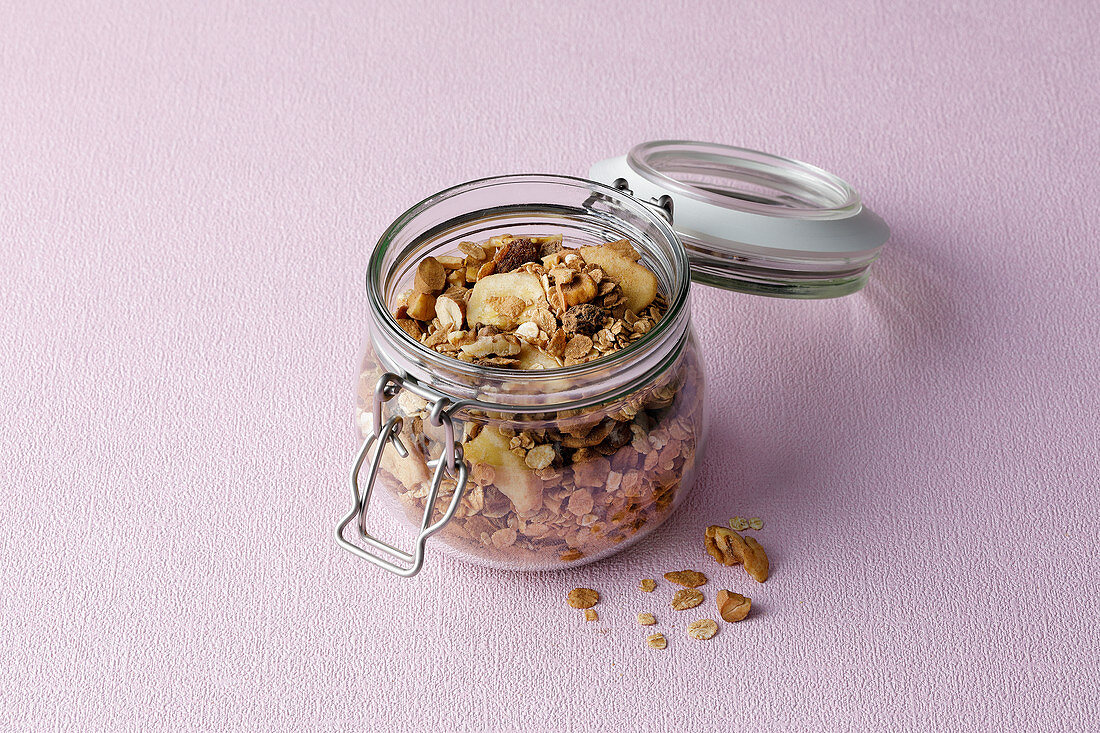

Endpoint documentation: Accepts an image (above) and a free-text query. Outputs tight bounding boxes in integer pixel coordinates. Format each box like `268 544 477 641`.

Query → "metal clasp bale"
334 372 468 577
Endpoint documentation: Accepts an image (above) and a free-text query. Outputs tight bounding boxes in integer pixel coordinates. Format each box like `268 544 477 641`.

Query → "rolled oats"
686 619 719 640
670 588 704 610
584 609 598 622
567 588 600 609
637 612 657 626
646 633 667 650
639 578 657 593
663 570 707 588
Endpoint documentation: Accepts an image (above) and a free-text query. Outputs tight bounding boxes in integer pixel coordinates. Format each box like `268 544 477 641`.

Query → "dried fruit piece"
646 633 667 649
670 588 704 610
413 256 447 295
639 578 657 593
729 516 749 531
560 272 598 307
567 588 600 609
637 612 656 626
464 428 539 513
579 245 658 314
561 303 603 336
716 590 751 623
467 272 546 329
492 237 541 272
704 525 769 582
686 619 719 640
748 517 764 530
663 570 707 588
584 609 598 622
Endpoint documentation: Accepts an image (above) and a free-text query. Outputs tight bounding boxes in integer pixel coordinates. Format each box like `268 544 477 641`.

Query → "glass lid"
589 141 890 298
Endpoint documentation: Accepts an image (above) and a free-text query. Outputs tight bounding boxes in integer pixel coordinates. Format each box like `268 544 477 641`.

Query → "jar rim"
366 174 692 407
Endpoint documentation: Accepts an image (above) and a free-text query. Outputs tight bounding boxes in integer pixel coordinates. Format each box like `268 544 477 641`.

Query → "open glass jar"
336 141 888 576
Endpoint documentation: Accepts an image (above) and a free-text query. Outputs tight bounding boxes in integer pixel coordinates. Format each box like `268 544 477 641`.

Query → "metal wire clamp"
335 372 468 577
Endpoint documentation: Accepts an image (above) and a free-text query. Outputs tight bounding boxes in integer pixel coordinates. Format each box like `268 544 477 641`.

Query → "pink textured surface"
2 1 1098 730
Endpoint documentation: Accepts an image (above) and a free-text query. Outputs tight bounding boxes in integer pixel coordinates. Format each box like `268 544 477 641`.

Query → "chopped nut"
458 241 486 262
686 619 719 640
748 517 764 530
704 526 770 582
435 255 465 270
663 570 707 588
646 633 667 649
435 293 466 331
405 292 437 322
639 578 657 593
567 588 600 609
716 590 751 623
413 256 447 295
729 516 749 531
670 588 704 610
584 609 598 622
637 612 657 626
394 317 424 340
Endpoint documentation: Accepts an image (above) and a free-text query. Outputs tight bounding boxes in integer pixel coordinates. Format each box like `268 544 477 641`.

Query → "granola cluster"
357 234 703 568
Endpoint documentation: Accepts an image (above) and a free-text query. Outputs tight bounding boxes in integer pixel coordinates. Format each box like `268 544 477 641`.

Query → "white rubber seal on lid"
589 141 890 298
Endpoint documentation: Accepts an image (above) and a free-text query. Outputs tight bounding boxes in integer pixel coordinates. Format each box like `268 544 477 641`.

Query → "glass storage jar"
336 141 889 576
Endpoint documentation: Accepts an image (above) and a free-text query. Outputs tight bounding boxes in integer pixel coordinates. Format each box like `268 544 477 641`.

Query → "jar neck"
365 175 692 414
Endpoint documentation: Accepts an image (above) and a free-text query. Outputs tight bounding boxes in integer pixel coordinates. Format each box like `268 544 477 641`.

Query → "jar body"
349 175 705 572
355 330 707 570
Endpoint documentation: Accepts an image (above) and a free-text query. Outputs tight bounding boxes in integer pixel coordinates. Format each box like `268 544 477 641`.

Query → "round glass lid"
589 140 890 299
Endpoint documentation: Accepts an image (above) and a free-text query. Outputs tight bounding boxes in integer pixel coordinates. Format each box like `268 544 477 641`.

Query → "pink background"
3 1 1098 730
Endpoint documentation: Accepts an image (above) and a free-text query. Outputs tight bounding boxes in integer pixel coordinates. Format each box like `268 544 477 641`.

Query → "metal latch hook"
335 373 468 577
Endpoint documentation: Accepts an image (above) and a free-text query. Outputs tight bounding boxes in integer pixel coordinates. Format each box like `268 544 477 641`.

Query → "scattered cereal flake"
646 633 667 650
637 613 656 626
729 516 749 531
639 578 657 593
670 588 704 610
687 619 719 640
567 588 600 609
584 609 598 622
748 517 764 530
663 570 707 588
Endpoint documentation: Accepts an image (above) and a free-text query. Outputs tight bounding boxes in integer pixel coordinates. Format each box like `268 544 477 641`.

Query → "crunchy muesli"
358 234 704 569
394 235 665 370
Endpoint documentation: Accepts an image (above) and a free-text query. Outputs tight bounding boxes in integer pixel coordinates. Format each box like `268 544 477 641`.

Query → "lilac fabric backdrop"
2 1 1098 730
